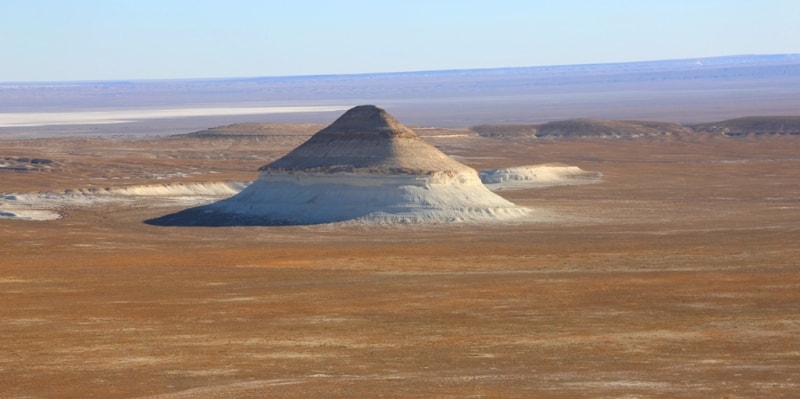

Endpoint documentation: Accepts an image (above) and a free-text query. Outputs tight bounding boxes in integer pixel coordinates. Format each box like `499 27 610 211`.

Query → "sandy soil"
1 131 799 398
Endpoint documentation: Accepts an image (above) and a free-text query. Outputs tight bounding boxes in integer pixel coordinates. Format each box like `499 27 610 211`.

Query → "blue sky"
2 0 799 82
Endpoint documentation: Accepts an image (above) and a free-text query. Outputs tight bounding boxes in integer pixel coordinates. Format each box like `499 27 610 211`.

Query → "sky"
2 0 799 82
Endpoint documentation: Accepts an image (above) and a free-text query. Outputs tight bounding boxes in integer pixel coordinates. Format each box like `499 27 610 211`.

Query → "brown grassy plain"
1 130 799 398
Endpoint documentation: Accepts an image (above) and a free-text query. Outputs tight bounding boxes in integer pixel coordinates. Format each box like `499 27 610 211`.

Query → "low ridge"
472 119 692 139
178 122 323 138
473 116 800 139
691 116 800 136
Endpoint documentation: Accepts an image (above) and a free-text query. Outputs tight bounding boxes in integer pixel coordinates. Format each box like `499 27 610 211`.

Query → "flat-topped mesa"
260 105 472 175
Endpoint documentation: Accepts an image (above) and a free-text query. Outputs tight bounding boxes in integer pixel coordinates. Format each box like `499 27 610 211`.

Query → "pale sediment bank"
0 163 601 222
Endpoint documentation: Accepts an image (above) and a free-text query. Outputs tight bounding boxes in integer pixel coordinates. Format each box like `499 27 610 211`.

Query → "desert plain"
1 122 799 398
2 56 800 398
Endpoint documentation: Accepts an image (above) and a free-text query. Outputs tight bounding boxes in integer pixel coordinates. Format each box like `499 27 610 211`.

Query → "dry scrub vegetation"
1 128 799 398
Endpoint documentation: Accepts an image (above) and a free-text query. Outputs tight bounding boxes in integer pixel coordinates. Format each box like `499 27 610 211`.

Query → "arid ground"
1 127 799 398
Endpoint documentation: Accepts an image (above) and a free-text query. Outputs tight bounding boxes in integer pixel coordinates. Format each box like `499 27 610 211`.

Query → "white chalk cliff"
147 105 529 226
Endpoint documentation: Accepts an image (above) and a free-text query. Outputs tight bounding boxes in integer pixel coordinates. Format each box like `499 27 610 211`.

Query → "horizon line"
3 53 799 86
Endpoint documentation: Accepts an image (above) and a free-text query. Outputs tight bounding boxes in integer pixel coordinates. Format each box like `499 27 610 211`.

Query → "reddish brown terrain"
1 125 799 398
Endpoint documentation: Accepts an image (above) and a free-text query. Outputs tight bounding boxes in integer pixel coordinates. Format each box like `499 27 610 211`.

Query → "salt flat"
0 105 349 127
3 54 799 138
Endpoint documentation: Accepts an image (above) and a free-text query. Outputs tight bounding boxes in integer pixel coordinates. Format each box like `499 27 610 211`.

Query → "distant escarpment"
472 119 692 139
472 116 800 139
691 116 800 136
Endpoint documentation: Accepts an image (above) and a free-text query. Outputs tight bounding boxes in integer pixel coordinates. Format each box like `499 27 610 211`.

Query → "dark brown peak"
317 105 419 138
258 105 472 174
333 105 393 126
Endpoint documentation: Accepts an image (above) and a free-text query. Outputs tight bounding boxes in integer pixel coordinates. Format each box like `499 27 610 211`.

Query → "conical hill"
261 105 471 175
146 105 529 226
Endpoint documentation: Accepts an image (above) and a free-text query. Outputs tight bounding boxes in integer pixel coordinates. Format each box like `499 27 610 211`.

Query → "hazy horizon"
2 53 799 137
3 1 800 82
1 53 797 85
